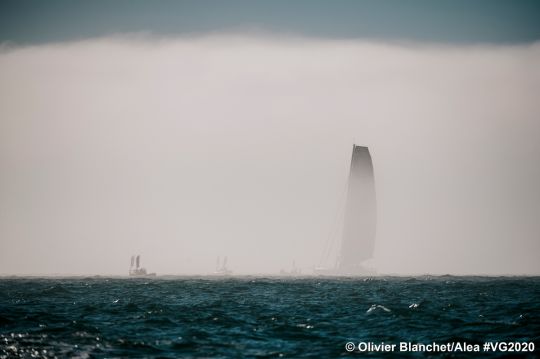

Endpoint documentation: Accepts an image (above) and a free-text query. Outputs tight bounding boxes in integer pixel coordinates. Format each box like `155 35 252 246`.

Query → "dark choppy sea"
0 276 539 358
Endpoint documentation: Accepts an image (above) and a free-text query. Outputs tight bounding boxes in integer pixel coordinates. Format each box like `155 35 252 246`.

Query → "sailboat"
129 255 156 277
213 256 233 275
315 145 376 276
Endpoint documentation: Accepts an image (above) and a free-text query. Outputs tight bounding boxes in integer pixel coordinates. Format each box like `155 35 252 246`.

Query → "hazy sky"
1 2 539 275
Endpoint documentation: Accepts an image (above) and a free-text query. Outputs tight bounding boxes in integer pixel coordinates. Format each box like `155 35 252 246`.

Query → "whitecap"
367 304 391 313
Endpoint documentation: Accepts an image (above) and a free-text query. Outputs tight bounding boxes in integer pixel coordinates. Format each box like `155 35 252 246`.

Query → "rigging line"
320 179 348 266
319 179 348 267
325 193 346 267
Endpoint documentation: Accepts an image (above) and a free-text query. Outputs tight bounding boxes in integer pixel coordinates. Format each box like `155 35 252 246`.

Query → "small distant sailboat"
315 145 377 276
129 255 156 277
213 256 233 276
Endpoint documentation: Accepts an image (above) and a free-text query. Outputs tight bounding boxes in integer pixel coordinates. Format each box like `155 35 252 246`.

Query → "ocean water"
0 276 538 358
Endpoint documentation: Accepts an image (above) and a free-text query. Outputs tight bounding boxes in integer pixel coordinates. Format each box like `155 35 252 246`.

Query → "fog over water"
0 35 539 275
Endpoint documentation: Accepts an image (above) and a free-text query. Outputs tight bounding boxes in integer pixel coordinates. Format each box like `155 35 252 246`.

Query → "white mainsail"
338 145 376 272
316 144 376 275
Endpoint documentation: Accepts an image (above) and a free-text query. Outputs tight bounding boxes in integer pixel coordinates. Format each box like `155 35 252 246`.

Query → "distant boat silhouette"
213 256 233 275
129 255 156 277
315 145 376 276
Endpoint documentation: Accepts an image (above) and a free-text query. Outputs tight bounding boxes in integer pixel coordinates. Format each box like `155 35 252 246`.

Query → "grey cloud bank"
0 36 539 275
2 0 540 45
